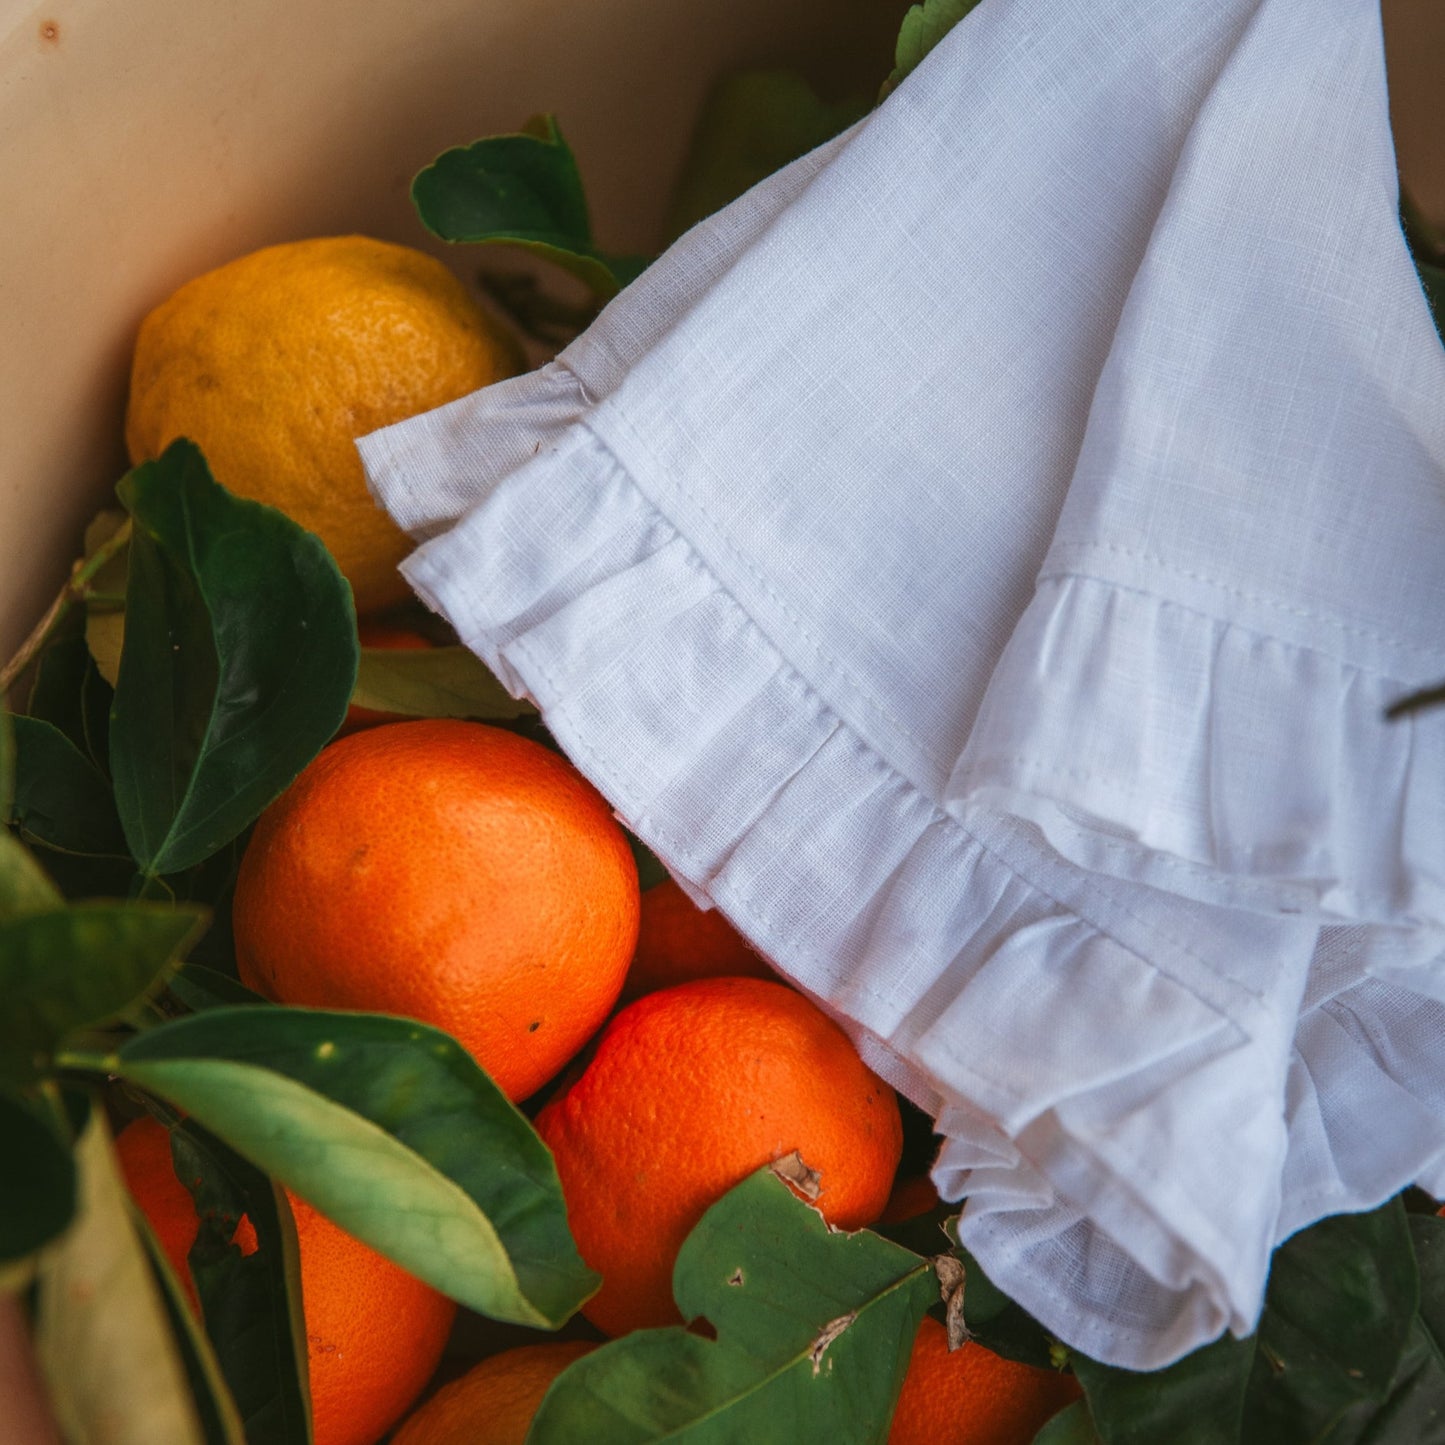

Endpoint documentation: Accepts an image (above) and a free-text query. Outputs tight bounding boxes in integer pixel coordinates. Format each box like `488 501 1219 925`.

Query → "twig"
0 520 132 697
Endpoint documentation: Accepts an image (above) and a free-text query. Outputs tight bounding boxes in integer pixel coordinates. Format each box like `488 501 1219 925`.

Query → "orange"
620 876 774 1001
878 1173 942 1226
233 719 640 1101
125 235 523 613
342 621 433 732
535 976 903 1337
115 1117 456 1445
391 1341 595 1445
887 1318 1083 1445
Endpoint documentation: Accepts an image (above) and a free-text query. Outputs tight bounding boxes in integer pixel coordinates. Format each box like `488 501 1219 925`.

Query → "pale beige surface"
0 0 1441 659
0 0 903 657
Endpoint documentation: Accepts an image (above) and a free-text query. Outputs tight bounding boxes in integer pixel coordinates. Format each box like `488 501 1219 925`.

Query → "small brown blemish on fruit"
809 1312 854 1376
528 1020 541 1032
727 1268 744 1287
39 19 60 44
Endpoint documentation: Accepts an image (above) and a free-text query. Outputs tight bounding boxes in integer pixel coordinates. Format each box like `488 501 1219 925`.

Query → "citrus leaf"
27 622 111 769
0 1090 77 1265
1073 1199 1419 1444
86 604 124 688
351 644 535 721
880 0 985 99
412 114 644 297
7 714 127 856
167 962 269 1013
1033 1399 1105 1444
169 1118 312 1444
528 1162 936 1444
666 70 868 240
133 1206 249 1445
34 1108 205 1445
0 709 61 919
113 1007 597 1327
0 902 206 1082
110 438 358 876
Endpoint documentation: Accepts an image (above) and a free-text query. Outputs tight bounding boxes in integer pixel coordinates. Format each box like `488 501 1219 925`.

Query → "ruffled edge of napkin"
359 373 1327 1366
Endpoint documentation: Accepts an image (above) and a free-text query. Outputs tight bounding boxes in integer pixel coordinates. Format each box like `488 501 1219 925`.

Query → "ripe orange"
619 876 774 1002
391 1341 595 1445
887 1318 1083 1445
232 719 640 1101
534 976 903 1337
342 621 433 732
878 1173 942 1226
115 1117 456 1445
125 235 523 614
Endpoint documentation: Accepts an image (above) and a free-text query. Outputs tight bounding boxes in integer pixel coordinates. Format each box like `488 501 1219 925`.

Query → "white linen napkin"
358 0 1445 1369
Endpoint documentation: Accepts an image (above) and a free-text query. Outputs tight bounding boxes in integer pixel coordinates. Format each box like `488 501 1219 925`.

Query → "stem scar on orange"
116 1117 456 1445
535 976 904 1337
232 719 640 1102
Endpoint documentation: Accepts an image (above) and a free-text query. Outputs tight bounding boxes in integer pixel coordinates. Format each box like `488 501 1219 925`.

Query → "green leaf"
132 1206 249 1445
0 709 62 919
1243 1201 1418 1438
113 1007 596 1327
1033 1399 1104 1445
110 438 358 876
351 644 535 721
881 0 985 100
0 1090 77 1265
34 1108 205 1445
167 962 269 1013
8 714 127 856
0 902 206 1081
528 1162 936 1443
665 70 869 240
170 1119 312 1444
412 115 644 297
1074 1200 1420 1444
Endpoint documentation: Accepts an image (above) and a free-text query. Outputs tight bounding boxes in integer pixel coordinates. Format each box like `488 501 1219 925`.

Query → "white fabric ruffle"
359 0 1445 1369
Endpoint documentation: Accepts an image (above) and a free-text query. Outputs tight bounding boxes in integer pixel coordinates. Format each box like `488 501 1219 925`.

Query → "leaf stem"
0 520 133 698
54 1047 123 1077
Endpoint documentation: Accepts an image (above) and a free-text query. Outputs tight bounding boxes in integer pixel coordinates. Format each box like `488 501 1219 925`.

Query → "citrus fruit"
232 718 640 1101
125 235 523 614
534 975 903 1336
343 621 433 732
115 1117 456 1445
887 1318 1082 1445
391 1341 595 1445
620 876 774 1001
878 1173 941 1226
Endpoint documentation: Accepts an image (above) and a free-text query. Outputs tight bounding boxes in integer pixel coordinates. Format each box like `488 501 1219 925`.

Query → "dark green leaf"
1073 1331 1255 1445
1076 1200 1419 1445
1243 1201 1417 1440
0 1090 77 1263
351 644 535 721
1350 1216 1445 1444
528 1162 936 1443
8 714 127 856
33 1109 205 1444
0 902 206 1080
171 1119 312 1444
412 115 643 297
881 0 985 99
167 962 269 1014
28 622 95 755
666 70 869 240
132 1206 248 1445
110 439 358 876
115 1006 596 1327
1033 1399 1105 1445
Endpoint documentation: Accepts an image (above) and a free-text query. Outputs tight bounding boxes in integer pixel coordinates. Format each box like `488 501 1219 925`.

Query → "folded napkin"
358 0 1445 1370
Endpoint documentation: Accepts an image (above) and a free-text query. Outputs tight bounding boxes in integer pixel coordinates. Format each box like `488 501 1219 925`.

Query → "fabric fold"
358 0 1445 1372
